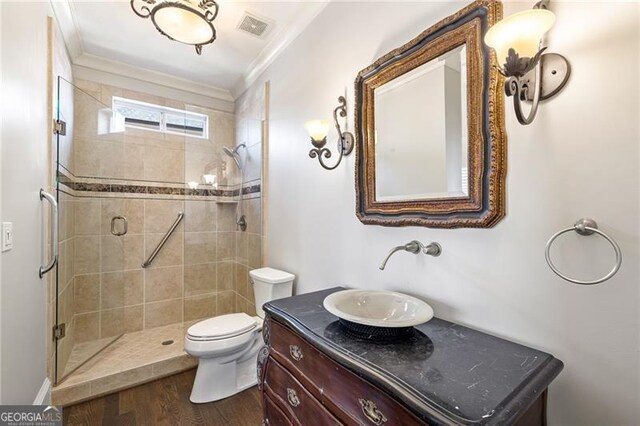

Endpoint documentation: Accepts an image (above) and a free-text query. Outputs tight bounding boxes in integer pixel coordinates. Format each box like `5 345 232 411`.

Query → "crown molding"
49 0 83 60
231 1 330 99
50 0 328 102
73 53 234 102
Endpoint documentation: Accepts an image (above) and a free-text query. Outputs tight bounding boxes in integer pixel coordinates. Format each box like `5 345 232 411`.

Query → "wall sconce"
484 0 570 125
305 96 354 170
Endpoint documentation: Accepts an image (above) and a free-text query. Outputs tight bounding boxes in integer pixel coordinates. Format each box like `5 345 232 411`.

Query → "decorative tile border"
58 170 260 198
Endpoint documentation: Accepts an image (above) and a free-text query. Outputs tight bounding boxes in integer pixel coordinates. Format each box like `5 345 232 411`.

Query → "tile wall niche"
52 78 263 382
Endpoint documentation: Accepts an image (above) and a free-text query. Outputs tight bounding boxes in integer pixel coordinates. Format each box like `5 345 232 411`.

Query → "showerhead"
223 144 246 170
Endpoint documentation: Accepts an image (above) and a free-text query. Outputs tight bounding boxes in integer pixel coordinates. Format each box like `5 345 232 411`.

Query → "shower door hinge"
53 119 66 136
53 323 66 340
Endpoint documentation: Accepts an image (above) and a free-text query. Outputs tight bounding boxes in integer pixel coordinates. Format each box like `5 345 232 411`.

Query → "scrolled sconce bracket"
533 0 550 10
309 147 336 168
504 52 570 125
340 132 355 156
522 53 571 102
505 73 541 126
333 96 355 156
308 96 355 170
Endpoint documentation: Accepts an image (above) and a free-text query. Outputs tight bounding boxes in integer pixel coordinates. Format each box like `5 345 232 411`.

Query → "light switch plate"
2 222 13 252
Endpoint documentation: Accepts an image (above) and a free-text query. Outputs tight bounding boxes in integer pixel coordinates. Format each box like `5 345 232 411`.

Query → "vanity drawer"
264 356 342 426
321 369 426 426
269 319 333 394
268 319 426 426
263 393 294 426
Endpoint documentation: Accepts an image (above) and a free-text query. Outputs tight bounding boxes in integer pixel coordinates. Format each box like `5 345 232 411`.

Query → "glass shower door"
54 77 126 383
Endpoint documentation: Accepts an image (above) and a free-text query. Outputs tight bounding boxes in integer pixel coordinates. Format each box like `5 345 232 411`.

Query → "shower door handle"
111 216 128 236
39 189 58 278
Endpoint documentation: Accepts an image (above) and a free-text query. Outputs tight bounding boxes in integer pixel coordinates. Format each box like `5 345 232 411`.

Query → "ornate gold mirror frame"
354 0 507 228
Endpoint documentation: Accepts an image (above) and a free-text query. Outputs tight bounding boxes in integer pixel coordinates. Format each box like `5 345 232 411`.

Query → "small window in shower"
112 97 208 138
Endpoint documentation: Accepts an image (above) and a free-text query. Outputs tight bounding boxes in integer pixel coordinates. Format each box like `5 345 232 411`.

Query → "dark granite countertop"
263 287 563 426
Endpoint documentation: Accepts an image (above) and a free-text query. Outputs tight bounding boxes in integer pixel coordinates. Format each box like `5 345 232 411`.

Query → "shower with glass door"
50 74 263 390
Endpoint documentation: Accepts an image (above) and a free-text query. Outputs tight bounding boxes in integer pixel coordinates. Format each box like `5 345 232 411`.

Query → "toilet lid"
187 313 257 340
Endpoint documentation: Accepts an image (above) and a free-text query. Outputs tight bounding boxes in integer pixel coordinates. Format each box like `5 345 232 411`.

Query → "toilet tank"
250 267 295 318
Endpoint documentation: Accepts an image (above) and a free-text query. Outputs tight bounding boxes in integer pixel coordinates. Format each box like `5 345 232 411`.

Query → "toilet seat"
184 315 263 360
187 313 257 341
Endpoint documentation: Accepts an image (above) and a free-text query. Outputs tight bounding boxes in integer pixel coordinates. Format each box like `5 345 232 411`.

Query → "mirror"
355 0 507 228
374 45 468 202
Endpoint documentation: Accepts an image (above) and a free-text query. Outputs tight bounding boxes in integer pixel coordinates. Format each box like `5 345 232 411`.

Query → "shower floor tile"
63 336 121 378
52 322 198 407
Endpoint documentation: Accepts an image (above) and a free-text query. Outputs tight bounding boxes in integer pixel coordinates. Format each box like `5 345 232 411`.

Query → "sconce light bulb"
304 120 330 142
202 174 217 186
484 9 555 68
187 181 199 190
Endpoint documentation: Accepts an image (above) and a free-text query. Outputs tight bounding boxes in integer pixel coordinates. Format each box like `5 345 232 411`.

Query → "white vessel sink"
323 289 433 329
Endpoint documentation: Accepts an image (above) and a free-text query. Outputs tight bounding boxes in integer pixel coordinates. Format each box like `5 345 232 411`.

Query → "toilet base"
189 342 263 404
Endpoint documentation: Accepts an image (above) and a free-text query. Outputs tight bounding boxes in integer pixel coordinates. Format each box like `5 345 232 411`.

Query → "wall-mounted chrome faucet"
379 240 442 270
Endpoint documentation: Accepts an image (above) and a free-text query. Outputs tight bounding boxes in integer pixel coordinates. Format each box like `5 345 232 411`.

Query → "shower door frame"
53 76 126 384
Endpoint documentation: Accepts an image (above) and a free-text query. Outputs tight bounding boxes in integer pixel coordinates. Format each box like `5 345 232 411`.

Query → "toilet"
184 267 295 403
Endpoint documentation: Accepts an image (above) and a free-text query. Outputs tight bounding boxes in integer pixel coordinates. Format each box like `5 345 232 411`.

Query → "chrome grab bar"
142 212 184 268
39 189 58 278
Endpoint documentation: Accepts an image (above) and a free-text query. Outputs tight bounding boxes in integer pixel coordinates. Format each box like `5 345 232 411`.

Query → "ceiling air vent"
237 12 271 38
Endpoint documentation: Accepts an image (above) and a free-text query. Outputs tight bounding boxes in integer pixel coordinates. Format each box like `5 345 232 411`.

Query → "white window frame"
112 96 208 139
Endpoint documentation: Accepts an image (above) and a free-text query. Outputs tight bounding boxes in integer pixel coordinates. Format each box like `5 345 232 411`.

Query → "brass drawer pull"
289 345 303 361
287 388 300 407
358 399 387 425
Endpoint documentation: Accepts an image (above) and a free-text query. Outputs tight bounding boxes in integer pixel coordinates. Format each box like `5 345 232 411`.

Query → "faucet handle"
423 242 442 257
404 241 423 253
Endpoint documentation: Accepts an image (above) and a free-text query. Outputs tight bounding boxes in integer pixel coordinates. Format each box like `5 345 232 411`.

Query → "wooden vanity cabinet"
260 319 424 425
258 317 548 426
257 288 563 426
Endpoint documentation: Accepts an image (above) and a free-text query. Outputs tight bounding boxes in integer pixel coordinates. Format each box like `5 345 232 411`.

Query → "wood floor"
63 369 264 426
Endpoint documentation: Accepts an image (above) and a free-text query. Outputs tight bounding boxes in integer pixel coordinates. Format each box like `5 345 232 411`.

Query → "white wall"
0 0 4 404
0 1 53 404
245 2 639 425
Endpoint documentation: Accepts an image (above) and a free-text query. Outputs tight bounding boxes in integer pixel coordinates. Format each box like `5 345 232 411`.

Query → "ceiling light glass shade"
305 120 330 141
484 9 555 67
130 0 219 55
153 4 214 44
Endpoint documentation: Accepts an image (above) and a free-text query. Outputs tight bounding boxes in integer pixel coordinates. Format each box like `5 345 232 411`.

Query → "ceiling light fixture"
130 0 220 55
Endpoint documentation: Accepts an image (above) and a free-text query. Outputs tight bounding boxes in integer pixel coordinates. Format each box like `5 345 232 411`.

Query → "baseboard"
33 377 52 405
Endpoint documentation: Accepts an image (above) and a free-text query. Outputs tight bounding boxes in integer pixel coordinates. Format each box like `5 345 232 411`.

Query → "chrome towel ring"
545 218 622 285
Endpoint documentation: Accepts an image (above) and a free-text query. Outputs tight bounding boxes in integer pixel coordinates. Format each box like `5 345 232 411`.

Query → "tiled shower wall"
233 83 266 316
56 190 76 375
53 78 263 381
68 198 238 340
64 79 240 185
